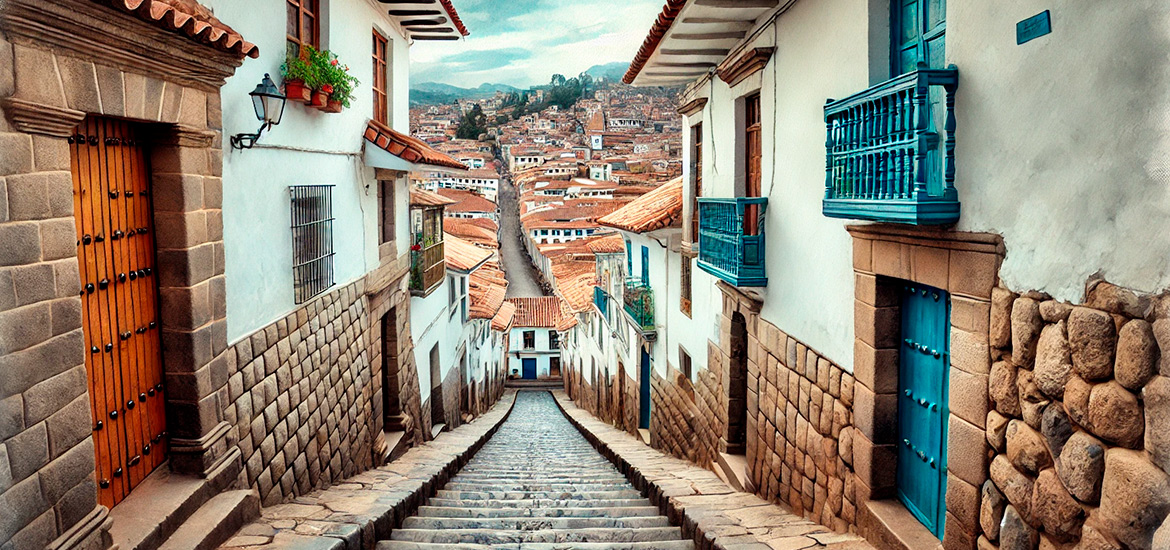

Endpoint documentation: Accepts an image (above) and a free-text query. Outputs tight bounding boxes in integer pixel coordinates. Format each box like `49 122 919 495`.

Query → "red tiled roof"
552 259 597 313
491 301 516 331
623 0 687 84
439 0 471 37
444 218 499 248
469 279 506 320
586 233 626 254
444 233 493 272
556 299 579 331
508 297 564 328
365 120 467 170
598 177 683 233
410 189 457 207
95 0 259 59
438 189 497 213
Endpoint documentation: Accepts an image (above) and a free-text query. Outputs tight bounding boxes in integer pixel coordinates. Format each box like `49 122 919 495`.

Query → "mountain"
410 82 521 105
584 62 629 82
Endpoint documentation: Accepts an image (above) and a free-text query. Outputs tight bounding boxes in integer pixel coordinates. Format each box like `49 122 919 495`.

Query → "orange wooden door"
70 117 167 508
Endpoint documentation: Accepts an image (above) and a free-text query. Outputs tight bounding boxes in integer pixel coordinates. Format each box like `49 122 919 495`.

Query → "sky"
408 0 665 89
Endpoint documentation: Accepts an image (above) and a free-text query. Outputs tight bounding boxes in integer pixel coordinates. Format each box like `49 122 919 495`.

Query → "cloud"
409 0 662 89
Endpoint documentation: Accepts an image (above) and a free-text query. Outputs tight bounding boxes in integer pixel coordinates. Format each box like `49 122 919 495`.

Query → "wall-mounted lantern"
230 73 286 150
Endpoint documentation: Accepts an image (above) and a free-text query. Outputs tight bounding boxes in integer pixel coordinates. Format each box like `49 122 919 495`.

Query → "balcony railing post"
944 71 957 194
912 68 930 199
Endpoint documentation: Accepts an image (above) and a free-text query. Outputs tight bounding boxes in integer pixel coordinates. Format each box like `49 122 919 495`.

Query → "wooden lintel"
716 47 775 87
677 97 709 116
671 31 747 41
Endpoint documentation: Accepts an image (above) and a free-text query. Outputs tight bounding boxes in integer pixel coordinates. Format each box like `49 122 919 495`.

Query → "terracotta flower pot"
310 90 329 108
284 79 312 104
319 99 342 113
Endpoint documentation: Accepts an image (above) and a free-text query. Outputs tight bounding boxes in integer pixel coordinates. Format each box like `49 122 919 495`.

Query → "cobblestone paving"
496 177 546 298
382 391 692 549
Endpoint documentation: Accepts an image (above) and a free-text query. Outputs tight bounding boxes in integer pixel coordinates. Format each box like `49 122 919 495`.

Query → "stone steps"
379 541 696 550
414 506 662 518
158 490 260 550
385 391 692 549
427 498 655 508
402 515 671 530
388 527 685 544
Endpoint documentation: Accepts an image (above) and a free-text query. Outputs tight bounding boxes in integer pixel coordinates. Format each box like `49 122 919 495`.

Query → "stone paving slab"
550 391 874 550
218 391 520 550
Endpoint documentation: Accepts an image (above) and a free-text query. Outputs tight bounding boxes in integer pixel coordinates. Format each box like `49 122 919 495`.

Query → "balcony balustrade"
823 64 959 225
593 285 609 319
697 197 768 287
623 277 655 333
409 239 445 296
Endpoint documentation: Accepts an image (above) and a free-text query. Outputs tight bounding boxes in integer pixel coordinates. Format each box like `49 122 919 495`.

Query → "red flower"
410 244 422 251
331 59 339 66
320 84 334 94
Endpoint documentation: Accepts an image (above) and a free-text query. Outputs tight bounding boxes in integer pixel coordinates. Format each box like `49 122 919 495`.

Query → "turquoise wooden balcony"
697 198 768 287
623 277 655 334
823 65 959 225
593 285 609 319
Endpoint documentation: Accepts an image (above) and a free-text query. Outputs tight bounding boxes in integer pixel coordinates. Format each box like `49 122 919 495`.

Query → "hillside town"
4 2 1170 550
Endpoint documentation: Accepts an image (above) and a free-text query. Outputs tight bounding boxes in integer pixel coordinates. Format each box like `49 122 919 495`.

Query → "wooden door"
896 283 949 538
71 117 167 508
522 358 537 380
638 346 651 430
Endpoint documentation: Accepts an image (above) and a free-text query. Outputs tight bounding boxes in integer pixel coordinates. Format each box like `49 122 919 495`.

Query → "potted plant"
317 53 359 114
280 47 319 104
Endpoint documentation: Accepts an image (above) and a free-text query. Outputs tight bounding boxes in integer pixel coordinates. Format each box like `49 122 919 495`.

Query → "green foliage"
281 46 360 107
456 103 489 140
280 47 323 88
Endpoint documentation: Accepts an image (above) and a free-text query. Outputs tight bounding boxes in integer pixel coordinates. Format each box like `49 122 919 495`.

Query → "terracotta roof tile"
508 297 564 328
410 188 457 207
438 189 497 213
556 299 579 331
438 0 471 36
491 301 516 331
95 0 259 58
623 0 687 84
598 177 683 233
366 120 467 171
443 218 499 248
469 278 506 320
586 233 627 254
551 259 598 313
444 233 493 272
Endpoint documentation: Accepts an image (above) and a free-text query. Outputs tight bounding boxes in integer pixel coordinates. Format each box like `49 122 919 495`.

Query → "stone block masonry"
980 280 1170 550
222 280 381 507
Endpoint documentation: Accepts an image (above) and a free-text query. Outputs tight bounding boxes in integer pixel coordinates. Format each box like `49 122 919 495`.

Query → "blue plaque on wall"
1017 11 1052 45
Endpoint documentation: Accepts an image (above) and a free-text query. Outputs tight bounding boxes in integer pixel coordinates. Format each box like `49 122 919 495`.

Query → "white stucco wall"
209 0 414 341
409 274 467 401
682 0 864 370
506 326 559 378
950 1 1170 299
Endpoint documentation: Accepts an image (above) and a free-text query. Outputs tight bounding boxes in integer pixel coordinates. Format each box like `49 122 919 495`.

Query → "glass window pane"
900 46 918 74
287 2 299 38
927 0 945 29
901 1 919 45
303 14 314 46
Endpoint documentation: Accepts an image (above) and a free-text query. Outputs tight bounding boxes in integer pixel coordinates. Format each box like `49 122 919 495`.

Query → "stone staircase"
379 391 693 549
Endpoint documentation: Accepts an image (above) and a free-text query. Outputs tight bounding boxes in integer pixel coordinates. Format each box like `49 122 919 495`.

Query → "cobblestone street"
496 177 546 298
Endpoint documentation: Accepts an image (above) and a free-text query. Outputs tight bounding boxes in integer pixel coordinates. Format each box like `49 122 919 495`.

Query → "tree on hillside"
456 103 488 139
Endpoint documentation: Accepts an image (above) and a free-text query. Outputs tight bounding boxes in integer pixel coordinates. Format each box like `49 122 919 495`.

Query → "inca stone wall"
981 280 1170 550
220 280 377 506
649 363 718 467
367 279 424 452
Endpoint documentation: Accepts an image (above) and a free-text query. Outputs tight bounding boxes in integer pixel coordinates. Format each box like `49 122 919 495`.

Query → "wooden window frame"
372 29 389 124
523 330 535 349
378 178 395 245
744 93 762 235
690 122 702 241
287 0 320 54
679 347 692 380
680 257 692 317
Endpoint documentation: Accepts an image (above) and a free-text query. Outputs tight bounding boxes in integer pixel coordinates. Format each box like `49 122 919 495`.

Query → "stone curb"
550 390 873 550
219 390 521 550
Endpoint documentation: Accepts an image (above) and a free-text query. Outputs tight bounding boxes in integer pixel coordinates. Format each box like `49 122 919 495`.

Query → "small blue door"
638 347 651 429
522 358 537 380
897 283 949 538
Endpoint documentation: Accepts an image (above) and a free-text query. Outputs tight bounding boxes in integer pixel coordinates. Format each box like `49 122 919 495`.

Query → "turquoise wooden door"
893 0 945 75
897 283 949 538
522 358 537 380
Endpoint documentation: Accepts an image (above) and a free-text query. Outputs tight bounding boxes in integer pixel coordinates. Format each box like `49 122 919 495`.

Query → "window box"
823 65 959 225
623 277 655 335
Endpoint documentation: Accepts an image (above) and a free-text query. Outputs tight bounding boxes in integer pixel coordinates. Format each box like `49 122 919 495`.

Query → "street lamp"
230 73 286 150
